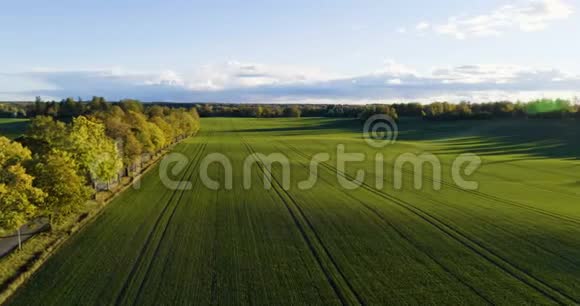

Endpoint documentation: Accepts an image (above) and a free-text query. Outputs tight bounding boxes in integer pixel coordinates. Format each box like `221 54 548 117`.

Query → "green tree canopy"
26 116 68 154
0 137 45 233
69 116 123 183
283 106 302 118
31 150 92 225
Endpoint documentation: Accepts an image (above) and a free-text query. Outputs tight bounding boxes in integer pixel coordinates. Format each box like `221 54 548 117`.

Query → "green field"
7 117 580 305
0 118 28 139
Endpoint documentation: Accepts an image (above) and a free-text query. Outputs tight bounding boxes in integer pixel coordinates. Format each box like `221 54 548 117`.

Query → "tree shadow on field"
228 117 580 161
0 120 29 139
396 118 580 161
223 118 361 136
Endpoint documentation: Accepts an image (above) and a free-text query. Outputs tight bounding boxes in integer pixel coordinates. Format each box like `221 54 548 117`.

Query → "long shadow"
397 119 580 161
0 120 29 139
222 117 580 161
221 118 361 135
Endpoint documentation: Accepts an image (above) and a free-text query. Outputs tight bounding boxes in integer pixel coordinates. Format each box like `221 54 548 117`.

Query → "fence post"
17 228 22 250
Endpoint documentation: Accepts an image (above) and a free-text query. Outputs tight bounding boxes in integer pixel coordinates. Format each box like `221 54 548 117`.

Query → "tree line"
2 98 578 121
0 98 200 243
420 99 579 120
0 103 27 118
194 99 580 120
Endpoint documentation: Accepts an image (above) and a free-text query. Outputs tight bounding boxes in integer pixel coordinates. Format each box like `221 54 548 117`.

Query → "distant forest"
1 97 579 121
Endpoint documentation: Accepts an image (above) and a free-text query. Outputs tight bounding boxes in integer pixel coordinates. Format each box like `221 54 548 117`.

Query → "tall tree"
150 116 174 146
25 116 68 154
148 122 166 153
69 116 123 184
0 137 45 248
119 99 144 113
88 96 109 113
283 106 302 118
31 150 92 226
126 111 154 154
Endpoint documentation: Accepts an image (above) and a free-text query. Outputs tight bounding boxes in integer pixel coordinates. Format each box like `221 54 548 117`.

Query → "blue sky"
1 0 580 103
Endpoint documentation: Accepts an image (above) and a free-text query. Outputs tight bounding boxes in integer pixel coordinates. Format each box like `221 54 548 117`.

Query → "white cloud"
431 64 538 84
2 60 580 103
412 0 573 39
144 70 184 86
188 61 338 90
416 22 431 31
375 60 417 76
434 21 466 39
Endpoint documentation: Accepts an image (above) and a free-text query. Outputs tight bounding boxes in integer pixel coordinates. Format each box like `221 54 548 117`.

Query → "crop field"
0 118 28 139
7 117 580 305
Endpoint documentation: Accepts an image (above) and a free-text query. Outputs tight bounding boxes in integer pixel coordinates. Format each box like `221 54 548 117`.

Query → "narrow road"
0 220 49 258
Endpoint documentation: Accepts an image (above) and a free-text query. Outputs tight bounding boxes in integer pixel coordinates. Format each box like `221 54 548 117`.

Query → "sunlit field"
8 117 580 305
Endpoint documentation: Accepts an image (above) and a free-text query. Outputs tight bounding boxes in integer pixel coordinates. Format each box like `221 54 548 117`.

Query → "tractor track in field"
410 137 580 198
421 195 580 268
444 182 580 225
487 159 580 182
113 136 209 306
114 139 207 305
476 170 580 198
330 141 580 268
132 132 212 304
396 155 580 226
209 181 220 306
300 142 580 225
338 145 580 266
285 142 579 304
417 152 580 199
281 142 578 305
350 197 495 305
273 144 495 305
240 137 365 306
291 143 580 269
284 140 580 225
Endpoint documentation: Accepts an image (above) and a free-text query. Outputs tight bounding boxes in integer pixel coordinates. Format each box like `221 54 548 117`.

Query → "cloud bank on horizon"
1 0 578 104
3 61 580 104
